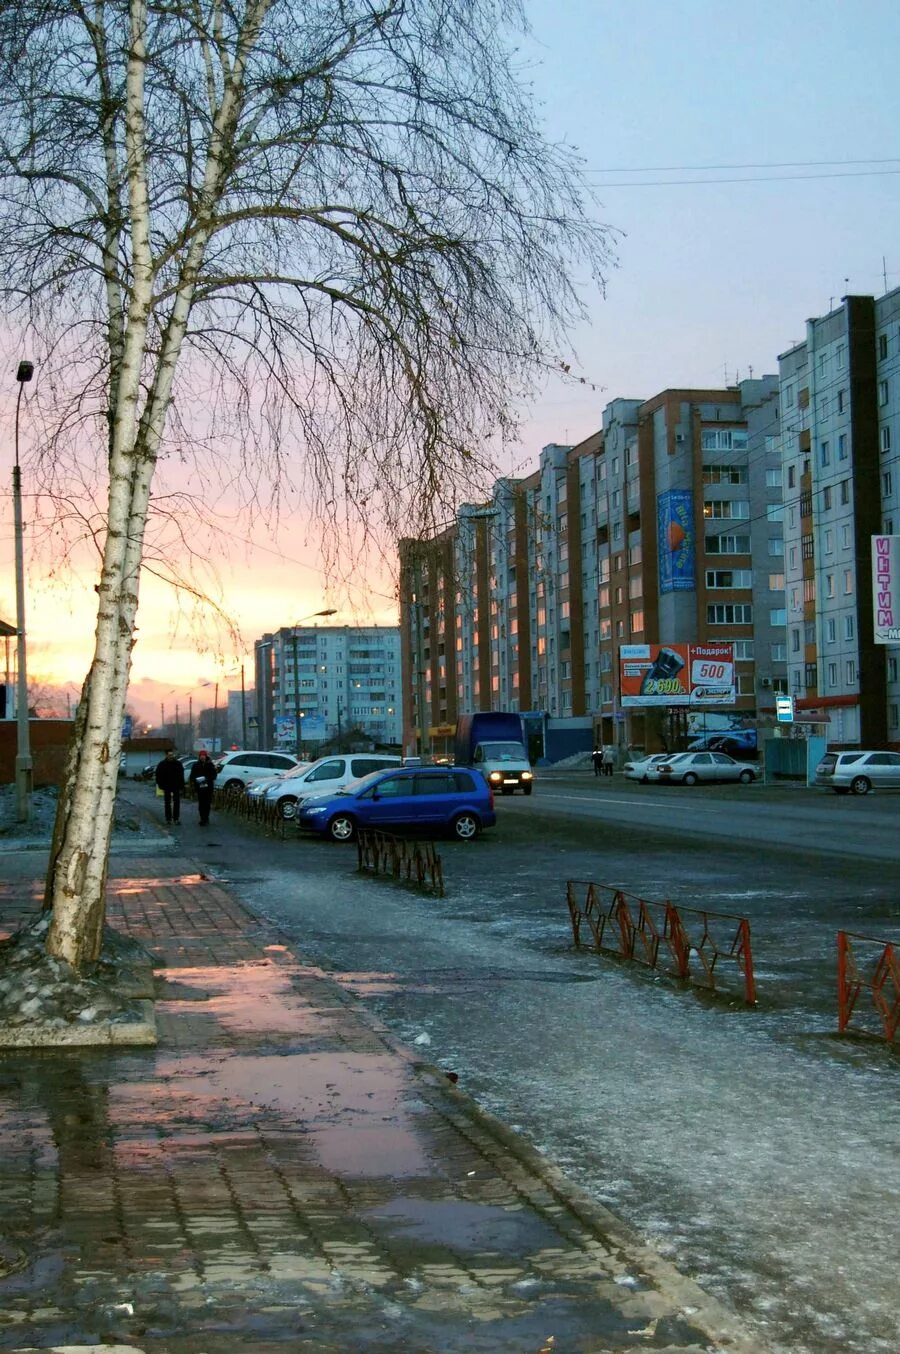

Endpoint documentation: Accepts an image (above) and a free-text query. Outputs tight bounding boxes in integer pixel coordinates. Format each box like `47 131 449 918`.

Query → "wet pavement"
0 842 763 1352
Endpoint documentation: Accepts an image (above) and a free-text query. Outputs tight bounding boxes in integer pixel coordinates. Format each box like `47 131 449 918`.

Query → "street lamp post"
13 360 34 823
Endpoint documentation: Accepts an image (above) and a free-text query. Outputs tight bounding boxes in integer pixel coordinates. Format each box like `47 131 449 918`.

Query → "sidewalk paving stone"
0 852 764 1352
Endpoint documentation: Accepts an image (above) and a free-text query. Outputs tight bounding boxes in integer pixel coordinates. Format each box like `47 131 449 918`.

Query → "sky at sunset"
2 0 899 727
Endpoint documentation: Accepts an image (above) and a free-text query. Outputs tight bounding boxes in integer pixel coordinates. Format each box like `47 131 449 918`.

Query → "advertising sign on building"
872 535 900 643
657 489 696 593
619 642 735 707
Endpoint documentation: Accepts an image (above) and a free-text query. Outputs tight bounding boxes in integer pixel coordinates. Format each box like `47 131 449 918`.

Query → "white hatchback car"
263 753 403 818
214 749 301 792
815 749 900 794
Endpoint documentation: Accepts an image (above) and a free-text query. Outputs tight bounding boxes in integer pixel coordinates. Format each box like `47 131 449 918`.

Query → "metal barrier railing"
357 829 444 896
566 879 756 1005
837 931 899 1043
212 786 291 835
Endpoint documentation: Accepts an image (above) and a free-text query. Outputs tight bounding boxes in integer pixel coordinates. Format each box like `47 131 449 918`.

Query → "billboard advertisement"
274 715 296 744
620 642 735 707
657 489 696 593
872 535 900 643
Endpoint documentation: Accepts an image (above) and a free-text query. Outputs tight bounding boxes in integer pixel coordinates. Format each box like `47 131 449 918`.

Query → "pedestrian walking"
591 747 603 777
602 745 615 777
189 749 218 826
155 748 184 824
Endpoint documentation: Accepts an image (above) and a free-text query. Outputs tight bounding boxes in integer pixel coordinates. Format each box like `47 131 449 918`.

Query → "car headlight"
303 805 329 816
521 770 533 780
489 771 502 781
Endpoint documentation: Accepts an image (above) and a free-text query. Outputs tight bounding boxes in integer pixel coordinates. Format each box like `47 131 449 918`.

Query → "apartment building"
779 288 900 745
254 624 401 751
400 379 786 756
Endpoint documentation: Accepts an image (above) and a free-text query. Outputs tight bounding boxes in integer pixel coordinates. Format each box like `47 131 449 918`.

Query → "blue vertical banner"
657 490 696 593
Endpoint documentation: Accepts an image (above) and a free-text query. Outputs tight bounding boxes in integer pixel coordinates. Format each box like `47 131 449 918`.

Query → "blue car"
297 766 496 842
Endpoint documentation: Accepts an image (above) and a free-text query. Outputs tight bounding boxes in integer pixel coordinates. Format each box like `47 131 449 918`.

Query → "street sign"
775 695 795 723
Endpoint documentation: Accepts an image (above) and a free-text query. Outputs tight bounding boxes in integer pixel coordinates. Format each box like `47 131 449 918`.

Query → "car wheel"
739 769 754 784
328 813 357 842
452 812 480 841
279 796 298 820
850 776 871 796
522 783 533 796
682 772 698 786
223 778 244 793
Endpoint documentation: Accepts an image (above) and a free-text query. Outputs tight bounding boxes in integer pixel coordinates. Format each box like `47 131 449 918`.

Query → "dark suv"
297 766 496 842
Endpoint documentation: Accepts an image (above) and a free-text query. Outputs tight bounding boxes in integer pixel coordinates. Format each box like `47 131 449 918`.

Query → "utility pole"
13 360 34 823
212 683 219 753
240 664 247 748
188 697 193 748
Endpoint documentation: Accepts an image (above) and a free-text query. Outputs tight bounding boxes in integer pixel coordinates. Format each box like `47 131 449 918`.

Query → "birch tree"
0 0 611 969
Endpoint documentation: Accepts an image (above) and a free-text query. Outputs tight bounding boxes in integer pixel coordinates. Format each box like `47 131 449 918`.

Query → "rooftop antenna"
884 256 889 293
748 364 754 379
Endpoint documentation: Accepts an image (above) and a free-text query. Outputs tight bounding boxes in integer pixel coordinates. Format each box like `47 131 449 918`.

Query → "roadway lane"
533 774 900 862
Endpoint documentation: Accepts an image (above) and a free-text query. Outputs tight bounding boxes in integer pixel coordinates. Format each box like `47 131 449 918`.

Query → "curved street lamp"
13 360 34 823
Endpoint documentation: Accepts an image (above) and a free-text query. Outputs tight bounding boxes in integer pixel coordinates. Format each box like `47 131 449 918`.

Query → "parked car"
214 749 301 792
815 749 900 795
245 763 311 798
622 753 673 782
296 765 496 842
650 751 758 785
261 753 403 819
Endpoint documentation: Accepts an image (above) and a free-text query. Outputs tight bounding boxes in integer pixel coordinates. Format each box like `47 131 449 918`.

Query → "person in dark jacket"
189 749 218 825
155 749 185 824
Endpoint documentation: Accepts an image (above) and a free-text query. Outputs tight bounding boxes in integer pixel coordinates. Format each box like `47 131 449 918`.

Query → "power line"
586 156 900 174
585 168 900 188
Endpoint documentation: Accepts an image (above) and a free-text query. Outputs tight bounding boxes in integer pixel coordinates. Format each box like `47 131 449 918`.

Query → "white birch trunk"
45 0 270 969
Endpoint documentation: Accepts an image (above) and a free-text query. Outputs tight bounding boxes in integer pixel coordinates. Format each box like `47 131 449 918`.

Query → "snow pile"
0 914 153 1032
0 783 149 842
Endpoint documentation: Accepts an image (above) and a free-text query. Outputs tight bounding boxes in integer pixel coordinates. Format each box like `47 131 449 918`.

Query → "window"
823 485 832 510
768 537 784 556
838 434 848 461
801 534 815 560
837 389 845 413
737 674 755 695
820 440 830 467
628 576 642 598
843 569 854 595
840 479 850 505
767 503 785 522
825 574 835 598
630 609 645 633
789 546 799 568
824 529 833 554
765 468 781 488
705 569 752 589
882 425 892 454
704 499 750 519
769 573 785 591
884 471 893 496
701 429 749 451
791 628 801 653
880 379 889 406
703 463 748 484
879 333 889 361
803 579 816 603
790 587 800 612
844 615 855 640
804 662 818 689
846 659 857 684
841 523 851 548
706 533 751 554
770 608 787 626
770 642 786 661
836 343 846 368
826 618 836 643
827 662 838 687
891 705 900 730
707 603 753 624
732 640 754 659
787 465 796 488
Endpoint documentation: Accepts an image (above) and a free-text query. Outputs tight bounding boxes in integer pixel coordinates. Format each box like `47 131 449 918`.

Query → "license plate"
503 778 518 784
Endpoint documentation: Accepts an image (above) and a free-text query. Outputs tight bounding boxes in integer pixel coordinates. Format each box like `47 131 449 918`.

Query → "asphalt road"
154 778 899 1354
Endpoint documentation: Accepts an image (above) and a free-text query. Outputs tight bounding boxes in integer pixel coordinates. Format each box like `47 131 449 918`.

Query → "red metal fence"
566 880 756 1005
837 931 900 1043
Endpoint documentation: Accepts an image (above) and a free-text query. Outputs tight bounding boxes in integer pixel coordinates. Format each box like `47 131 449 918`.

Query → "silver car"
815 750 900 795
623 754 673 782
651 751 757 786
